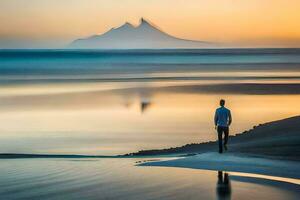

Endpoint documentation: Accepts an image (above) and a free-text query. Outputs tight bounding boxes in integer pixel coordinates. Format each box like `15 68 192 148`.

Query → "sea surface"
0 158 299 200
0 49 300 155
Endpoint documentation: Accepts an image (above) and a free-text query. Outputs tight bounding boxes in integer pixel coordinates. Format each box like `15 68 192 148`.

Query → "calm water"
0 158 299 200
0 49 300 155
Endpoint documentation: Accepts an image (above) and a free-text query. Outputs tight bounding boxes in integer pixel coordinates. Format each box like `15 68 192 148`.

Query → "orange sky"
0 0 300 48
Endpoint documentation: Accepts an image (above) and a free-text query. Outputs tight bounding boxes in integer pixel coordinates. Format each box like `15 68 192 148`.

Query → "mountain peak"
139 18 153 27
117 22 134 29
114 18 156 30
69 18 213 49
140 17 146 23
124 22 133 26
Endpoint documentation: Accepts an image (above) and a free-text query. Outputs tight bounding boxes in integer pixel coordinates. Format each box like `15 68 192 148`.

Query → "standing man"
214 99 232 153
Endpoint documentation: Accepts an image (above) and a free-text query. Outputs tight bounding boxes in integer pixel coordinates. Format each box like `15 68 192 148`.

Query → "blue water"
1 49 300 200
1 49 300 78
0 48 300 155
0 158 298 200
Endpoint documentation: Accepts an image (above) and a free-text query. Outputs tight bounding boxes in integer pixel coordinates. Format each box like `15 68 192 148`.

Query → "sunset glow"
1 0 300 48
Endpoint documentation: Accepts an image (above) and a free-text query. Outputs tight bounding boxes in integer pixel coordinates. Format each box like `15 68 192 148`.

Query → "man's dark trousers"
217 126 229 153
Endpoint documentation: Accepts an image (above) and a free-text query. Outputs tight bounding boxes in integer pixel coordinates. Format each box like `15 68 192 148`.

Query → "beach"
0 49 299 199
0 115 299 199
131 115 300 179
140 152 300 180
128 115 300 160
1 0 300 198
0 157 299 200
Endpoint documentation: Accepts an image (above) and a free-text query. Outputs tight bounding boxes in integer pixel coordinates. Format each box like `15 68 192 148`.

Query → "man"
214 99 232 153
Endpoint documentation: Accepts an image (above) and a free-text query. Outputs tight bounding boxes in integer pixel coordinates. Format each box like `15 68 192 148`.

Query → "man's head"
220 99 225 107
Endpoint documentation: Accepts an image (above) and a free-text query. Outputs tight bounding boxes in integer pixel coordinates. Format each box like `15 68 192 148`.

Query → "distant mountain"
69 18 215 49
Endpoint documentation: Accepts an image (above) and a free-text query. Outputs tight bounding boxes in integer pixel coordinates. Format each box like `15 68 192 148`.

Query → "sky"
0 0 300 48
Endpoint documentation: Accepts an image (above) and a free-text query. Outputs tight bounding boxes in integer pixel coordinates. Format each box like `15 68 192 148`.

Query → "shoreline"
134 115 300 180
125 115 300 161
1 115 299 182
0 153 116 159
139 152 300 180
1 152 299 183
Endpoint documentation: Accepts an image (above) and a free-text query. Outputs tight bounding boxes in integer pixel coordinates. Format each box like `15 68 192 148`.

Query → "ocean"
0 158 298 200
0 49 300 155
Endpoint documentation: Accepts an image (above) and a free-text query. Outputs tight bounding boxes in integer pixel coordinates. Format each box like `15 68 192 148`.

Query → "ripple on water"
0 158 299 200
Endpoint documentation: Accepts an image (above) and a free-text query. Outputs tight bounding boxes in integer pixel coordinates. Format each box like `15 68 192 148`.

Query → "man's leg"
218 171 223 182
217 126 223 153
223 127 229 151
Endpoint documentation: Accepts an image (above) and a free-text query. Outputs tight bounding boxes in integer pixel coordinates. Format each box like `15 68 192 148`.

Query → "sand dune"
134 116 300 179
128 115 300 161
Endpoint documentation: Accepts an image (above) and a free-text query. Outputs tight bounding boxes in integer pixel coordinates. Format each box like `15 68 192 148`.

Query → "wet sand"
140 152 300 180
0 158 299 200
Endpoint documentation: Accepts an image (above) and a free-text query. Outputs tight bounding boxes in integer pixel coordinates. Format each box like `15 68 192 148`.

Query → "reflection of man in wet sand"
216 171 231 200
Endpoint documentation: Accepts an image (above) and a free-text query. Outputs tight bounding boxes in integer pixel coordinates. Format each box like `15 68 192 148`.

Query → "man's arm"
214 110 218 127
228 110 232 126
